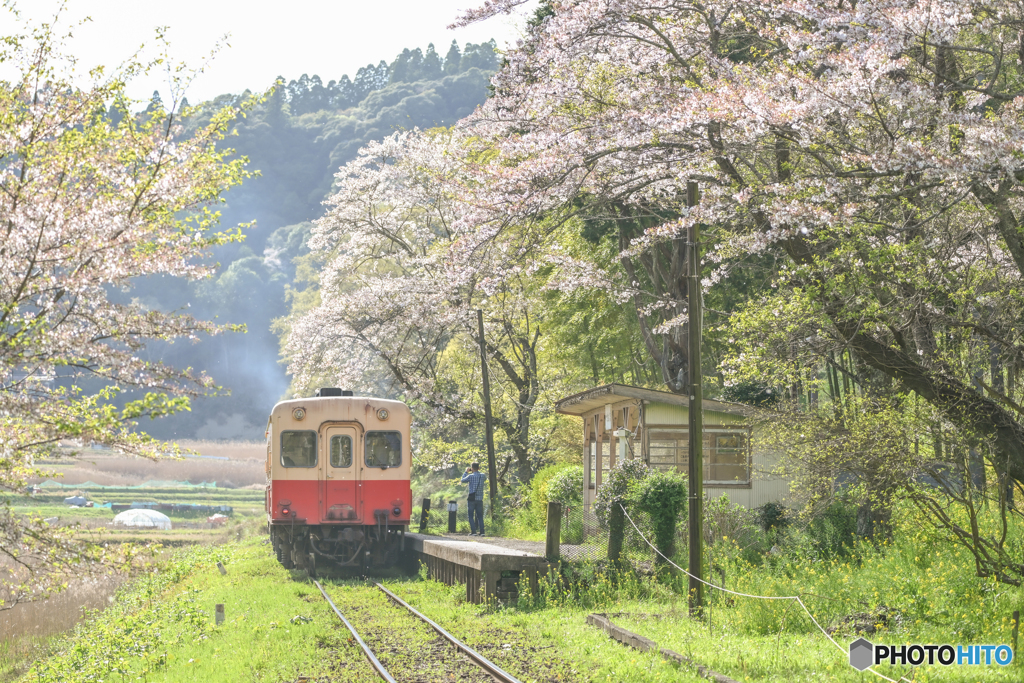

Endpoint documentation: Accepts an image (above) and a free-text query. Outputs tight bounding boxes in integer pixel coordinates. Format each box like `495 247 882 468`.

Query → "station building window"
647 428 751 484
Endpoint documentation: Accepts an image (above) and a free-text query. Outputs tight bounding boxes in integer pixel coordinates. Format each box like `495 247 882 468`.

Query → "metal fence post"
546 501 562 561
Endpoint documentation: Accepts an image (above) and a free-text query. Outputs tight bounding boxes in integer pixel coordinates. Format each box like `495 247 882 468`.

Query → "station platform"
405 533 549 603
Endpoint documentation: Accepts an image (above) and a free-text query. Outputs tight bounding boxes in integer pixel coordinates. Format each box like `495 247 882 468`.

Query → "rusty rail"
374 582 522 683
314 580 397 683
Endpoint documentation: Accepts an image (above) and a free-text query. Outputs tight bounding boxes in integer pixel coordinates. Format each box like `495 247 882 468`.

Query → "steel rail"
314 580 397 683
374 582 523 683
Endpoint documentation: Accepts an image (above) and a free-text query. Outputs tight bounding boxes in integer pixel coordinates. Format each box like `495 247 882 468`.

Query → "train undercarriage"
270 522 407 577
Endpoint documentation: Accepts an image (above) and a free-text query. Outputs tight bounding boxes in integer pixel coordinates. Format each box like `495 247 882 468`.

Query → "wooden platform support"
405 533 548 604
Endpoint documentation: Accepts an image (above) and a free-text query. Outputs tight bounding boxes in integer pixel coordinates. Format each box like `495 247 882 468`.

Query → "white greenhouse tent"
112 509 172 530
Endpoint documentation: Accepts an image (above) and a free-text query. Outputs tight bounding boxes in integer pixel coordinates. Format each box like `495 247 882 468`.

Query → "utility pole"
477 309 499 521
686 180 704 616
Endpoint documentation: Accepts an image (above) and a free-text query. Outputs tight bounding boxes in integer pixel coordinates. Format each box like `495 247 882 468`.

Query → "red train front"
266 389 411 575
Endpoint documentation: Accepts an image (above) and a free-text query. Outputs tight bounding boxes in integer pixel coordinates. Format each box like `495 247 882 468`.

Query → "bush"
544 465 585 543
595 459 649 560
546 466 583 507
755 501 790 533
808 499 858 558
629 469 687 564
594 458 648 528
511 462 575 532
704 494 756 546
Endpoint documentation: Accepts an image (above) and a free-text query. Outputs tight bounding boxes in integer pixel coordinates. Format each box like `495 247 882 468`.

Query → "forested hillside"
133 41 500 439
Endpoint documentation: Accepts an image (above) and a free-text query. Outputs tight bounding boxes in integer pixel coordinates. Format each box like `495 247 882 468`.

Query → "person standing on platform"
461 462 486 536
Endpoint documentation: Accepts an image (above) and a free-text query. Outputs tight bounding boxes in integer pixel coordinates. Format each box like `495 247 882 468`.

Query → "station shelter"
554 384 789 511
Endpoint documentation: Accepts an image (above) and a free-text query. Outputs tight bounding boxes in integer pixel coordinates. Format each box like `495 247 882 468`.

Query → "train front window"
280 431 316 467
330 435 352 467
365 431 401 467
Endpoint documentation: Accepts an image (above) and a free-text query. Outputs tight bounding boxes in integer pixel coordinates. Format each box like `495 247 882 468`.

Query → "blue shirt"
461 471 486 498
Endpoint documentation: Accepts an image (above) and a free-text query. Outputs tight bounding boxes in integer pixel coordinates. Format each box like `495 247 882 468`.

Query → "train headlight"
282 508 290 516
392 507 401 517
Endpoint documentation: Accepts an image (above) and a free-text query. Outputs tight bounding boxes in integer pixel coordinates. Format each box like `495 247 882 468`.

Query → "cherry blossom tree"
455 0 1024 581
0 17 250 607
285 129 562 484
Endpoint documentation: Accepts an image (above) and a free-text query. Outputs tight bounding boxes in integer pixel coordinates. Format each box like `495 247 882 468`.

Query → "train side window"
280 431 316 467
330 435 352 467
365 431 401 467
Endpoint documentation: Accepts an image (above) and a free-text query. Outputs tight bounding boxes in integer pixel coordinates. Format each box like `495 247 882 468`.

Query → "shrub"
755 501 790 533
808 499 858 558
545 465 585 543
513 462 575 531
546 466 583 507
704 494 756 546
595 459 649 560
629 469 688 564
594 458 648 527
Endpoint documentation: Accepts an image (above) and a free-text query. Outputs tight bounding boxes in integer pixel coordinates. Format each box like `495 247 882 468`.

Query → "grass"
14 501 1022 681
319 580 587 682
381 576 706 682
21 539 367 683
9 440 268 539
16 537 710 682
505 500 1024 682
0 576 125 682
12 460 1021 681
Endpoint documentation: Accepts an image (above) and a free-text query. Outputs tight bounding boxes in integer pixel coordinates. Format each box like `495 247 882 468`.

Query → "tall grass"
528 499 1015 643
0 576 125 681
29 452 265 489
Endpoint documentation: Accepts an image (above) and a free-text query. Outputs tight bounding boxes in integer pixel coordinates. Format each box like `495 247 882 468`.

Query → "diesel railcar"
265 388 411 576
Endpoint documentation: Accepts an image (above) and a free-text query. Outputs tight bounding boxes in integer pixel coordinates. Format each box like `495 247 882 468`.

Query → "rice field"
1 441 271 680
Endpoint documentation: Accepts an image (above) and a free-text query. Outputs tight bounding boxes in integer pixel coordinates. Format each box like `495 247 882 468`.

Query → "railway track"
314 580 522 683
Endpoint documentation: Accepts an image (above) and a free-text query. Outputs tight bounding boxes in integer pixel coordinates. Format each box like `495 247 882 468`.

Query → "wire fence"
411 498 663 564
553 504 660 563
411 493 804 572
412 499 493 536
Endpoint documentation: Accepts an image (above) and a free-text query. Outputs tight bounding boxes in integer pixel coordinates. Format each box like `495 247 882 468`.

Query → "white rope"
619 505 913 683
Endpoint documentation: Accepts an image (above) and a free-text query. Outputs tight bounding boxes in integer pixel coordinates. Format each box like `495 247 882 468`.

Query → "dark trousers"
468 498 485 535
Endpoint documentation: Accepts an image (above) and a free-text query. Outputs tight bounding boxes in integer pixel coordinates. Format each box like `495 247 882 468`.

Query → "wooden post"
215 603 225 625
686 180 704 616
545 501 562 561
1013 609 1020 662
419 498 431 532
477 309 499 521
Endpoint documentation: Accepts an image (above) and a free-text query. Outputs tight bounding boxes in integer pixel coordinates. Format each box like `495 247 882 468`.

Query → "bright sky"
0 0 536 103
